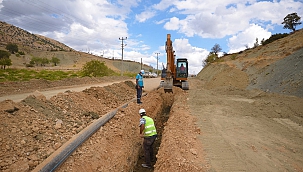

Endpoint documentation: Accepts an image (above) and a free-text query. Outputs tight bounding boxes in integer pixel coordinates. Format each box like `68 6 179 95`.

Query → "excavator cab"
176 58 189 90
176 59 188 78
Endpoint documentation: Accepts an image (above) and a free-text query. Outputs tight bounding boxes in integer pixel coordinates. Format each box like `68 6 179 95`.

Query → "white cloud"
161 0 303 39
228 24 272 53
163 17 180 30
135 10 156 22
173 38 209 74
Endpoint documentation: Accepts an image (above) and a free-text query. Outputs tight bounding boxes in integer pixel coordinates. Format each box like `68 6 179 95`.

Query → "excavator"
160 34 189 92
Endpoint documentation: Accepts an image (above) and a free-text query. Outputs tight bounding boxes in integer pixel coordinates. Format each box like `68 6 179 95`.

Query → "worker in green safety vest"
139 108 157 168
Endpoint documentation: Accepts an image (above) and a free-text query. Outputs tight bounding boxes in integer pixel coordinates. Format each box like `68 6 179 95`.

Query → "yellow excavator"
160 34 189 92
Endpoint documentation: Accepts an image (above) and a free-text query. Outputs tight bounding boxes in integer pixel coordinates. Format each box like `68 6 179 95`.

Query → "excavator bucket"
163 77 173 92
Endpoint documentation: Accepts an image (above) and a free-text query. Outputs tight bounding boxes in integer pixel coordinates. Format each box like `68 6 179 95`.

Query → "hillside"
0 21 153 73
0 23 303 172
198 28 303 98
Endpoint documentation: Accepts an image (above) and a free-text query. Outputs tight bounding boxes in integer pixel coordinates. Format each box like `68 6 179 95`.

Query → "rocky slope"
199 29 303 98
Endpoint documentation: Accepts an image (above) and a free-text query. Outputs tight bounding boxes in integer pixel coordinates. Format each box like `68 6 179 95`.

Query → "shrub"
5 43 18 54
81 60 117 77
262 33 289 45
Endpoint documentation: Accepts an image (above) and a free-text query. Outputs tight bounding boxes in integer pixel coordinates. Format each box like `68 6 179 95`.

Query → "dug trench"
1 80 200 172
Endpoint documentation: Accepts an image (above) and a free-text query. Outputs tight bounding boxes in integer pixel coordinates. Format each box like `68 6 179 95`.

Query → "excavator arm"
162 34 174 92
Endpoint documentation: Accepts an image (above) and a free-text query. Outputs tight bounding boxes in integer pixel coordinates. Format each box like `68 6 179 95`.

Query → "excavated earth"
1 49 303 171
1 74 303 172
1 77 207 172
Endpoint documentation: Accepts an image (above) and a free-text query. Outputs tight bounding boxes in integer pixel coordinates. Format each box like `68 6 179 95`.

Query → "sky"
0 0 302 74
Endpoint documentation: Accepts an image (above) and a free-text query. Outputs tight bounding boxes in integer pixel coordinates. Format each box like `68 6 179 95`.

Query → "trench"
133 105 172 172
32 86 176 172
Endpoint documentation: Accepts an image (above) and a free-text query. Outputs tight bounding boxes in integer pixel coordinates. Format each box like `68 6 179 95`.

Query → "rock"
0 100 19 113
53 142 62 150
10 160 29 172
55 119 63 129
28 154 39 161
190 148 197 155
32 90 47 101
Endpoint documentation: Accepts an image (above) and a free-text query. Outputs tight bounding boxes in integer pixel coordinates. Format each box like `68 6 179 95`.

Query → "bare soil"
0 30 303 172
1 74 302 172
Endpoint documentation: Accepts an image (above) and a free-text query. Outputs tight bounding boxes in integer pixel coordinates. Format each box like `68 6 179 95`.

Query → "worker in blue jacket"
136 70 144 104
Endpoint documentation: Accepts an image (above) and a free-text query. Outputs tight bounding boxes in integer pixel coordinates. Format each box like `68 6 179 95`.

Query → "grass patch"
0 68 81 82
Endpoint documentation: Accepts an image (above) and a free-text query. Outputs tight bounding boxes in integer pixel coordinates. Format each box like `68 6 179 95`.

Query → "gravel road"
0 78 160 102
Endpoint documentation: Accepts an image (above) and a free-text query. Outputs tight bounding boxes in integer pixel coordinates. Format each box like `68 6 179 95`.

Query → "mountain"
0 21 153 73
0 21 72 52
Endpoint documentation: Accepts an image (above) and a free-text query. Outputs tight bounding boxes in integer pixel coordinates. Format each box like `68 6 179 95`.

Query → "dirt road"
187 78 303 172
0 78 159 102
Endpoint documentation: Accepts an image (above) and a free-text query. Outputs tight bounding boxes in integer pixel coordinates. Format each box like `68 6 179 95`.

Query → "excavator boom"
163 34 174 92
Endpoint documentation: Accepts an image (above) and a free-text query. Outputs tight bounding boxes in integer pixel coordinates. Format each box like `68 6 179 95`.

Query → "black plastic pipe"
32 94 145 172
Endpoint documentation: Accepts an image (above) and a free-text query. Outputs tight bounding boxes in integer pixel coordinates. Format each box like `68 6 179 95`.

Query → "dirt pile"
0 80 138 171
154 90 207 171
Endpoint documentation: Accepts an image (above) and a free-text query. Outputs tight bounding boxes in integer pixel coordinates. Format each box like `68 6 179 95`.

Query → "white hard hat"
139 108 146 114
140 70 145 74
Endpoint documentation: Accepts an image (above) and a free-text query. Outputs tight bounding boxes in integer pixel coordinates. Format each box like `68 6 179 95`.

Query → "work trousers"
137 86 143 103
143 135 157 165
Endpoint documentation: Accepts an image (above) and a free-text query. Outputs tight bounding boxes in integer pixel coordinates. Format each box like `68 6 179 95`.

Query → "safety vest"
143 116 157 137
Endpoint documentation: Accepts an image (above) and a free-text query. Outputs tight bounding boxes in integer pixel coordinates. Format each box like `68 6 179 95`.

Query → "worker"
139 108 157 168
136 70 144 104
180 63 185 72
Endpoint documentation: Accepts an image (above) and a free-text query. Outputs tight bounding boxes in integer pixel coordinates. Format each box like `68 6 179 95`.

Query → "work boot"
141 164 151 168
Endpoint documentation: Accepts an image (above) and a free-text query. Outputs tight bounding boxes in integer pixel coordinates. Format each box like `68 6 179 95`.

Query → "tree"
41 58 50 66
5 43 18 54
282 12 302 32
0 50 12 69
0 50 11 59
30 57 42 66
0 58 12 69
51 57 60 66
253 38 259 48
81 60 115 77
211 43 222 56
203 52 217 66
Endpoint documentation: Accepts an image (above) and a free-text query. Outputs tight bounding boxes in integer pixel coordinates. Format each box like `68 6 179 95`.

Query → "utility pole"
155 52 160 77
119 37 127 76
141 58 142 70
